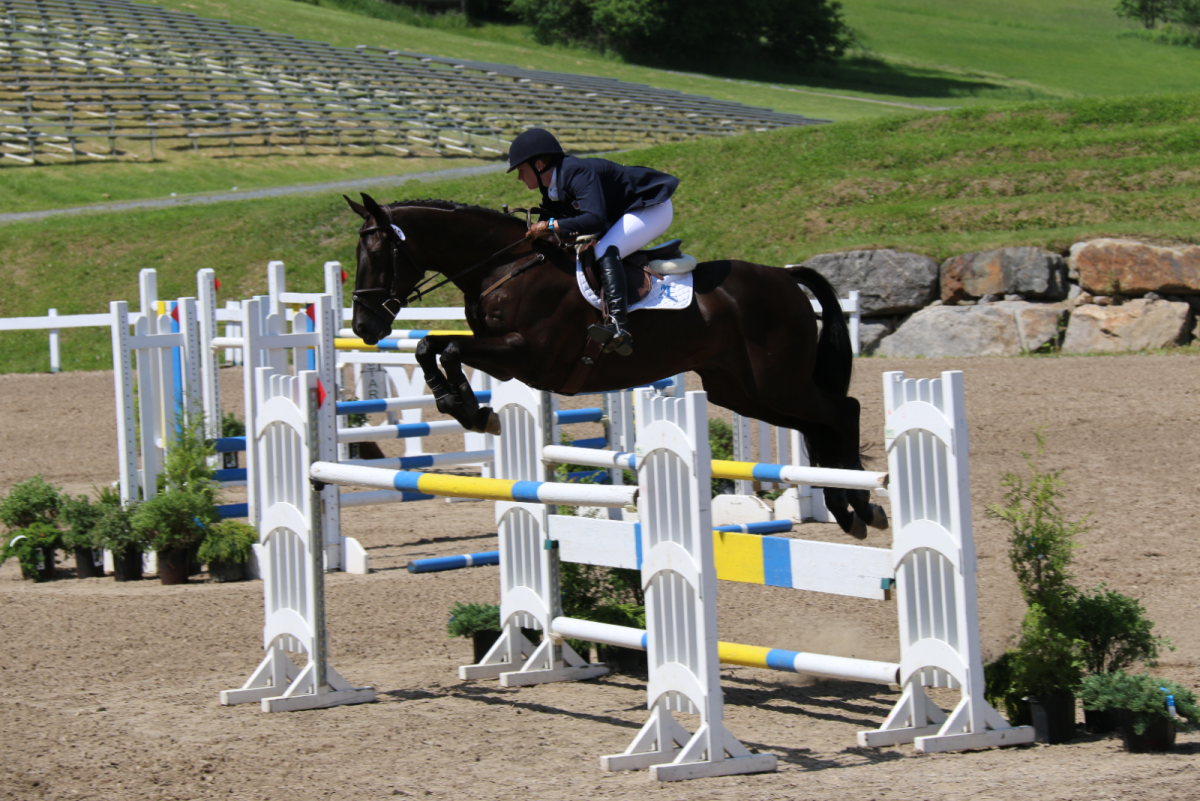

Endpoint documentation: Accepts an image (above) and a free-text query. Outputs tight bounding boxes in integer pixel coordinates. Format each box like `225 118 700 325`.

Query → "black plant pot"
472 630 501 663
1085 707 1121 735
74 547 104 579
112 549 144 582
1027 693 1076 744
1119 711 1176 752
208 559 245 583
20 546 57 580
158 548 191 585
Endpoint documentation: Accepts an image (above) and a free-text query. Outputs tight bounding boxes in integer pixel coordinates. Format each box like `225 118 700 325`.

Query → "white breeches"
596 199 673 259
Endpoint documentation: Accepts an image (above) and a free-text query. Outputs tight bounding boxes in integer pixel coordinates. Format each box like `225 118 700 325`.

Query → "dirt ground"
2 354 1199 801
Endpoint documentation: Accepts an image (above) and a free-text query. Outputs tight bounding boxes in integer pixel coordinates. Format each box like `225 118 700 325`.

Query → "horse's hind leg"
699 369 886 538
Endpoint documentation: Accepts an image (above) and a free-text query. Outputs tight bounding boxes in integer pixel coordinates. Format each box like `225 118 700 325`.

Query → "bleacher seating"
0 0 826 165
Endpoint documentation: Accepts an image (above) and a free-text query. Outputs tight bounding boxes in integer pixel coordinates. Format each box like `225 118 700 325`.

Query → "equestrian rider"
508 127 679 356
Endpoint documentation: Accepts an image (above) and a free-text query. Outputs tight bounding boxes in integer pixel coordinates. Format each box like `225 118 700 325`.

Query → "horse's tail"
787 266 852 397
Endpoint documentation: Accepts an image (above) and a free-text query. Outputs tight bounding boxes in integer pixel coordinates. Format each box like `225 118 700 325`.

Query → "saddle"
580 239 694 306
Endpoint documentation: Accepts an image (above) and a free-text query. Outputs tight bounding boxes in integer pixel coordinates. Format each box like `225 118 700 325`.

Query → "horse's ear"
344 194 369 219
359 193 391 230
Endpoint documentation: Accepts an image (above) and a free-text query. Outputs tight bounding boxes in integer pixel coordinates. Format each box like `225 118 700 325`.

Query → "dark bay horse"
345 193 885 538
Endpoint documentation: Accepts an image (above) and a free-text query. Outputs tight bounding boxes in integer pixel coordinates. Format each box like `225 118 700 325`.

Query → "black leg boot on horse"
587 246 634 356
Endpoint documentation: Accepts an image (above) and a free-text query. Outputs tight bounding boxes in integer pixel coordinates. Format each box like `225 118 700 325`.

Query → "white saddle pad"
575 259 694 313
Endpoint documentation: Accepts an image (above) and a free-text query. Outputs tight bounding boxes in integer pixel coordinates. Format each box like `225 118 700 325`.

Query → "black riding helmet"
506 127 564 174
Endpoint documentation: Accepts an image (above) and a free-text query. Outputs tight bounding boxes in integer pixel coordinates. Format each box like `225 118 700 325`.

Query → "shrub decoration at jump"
0 475 64 581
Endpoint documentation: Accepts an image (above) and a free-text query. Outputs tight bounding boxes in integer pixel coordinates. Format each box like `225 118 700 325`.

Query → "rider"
508 127 679 356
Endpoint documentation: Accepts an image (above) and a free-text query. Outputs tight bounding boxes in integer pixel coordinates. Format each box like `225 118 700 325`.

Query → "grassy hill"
4 93 1199 373
10 0 1200 215
841 0 1200 98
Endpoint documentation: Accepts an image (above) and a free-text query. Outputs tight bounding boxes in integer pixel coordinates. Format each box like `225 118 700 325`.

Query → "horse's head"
345 192 427 345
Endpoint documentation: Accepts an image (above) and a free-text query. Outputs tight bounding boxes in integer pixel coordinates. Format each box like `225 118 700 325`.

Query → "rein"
353 205 532 323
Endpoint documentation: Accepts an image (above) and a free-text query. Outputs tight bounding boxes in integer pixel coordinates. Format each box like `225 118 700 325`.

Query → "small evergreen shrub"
0 475 63 529
1072 586 1171 675
1 521 60 580
132 489 217 551
447 602 501 638
1079 671 1199 735
59 493 106 551
197 520 258 565
220 412 245 438
161 412 217 501
94 503 145 556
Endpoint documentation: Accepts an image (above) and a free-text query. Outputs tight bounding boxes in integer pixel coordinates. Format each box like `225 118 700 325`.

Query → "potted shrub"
985 434 1087 741
447 602 502 662
0 476 64 580
1079 671 1199 752
59 489 120 579
1072 587 1172 734
2 522 61 582
94 503 146 581
197 520 258 582
132 412 220 584
132 489 216 585
1010 603 1085 743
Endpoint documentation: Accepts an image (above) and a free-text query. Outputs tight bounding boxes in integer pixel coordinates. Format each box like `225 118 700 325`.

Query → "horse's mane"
387 198 517 225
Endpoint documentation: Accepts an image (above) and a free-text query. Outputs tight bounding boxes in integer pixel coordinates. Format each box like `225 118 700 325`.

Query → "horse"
344 193 886 538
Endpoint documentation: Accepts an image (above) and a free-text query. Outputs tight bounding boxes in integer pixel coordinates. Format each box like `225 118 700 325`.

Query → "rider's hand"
527 220 552 239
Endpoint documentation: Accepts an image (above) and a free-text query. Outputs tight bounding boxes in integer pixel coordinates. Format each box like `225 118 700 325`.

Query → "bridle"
353 204 533 326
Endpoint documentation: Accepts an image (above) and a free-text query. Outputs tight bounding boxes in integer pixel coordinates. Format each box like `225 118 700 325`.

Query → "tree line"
468 0 852 67
1116 0 1200 44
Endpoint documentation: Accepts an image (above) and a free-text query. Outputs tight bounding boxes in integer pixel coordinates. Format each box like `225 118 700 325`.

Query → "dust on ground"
2 354 1199 800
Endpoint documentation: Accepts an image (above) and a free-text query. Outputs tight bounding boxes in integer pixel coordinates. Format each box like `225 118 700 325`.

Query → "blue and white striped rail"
407 551 500 573
310 462 637 507
543 446 888 491
337 328 472 340
713 520 794 535
340 408 605 444
340 490 434 507
336 391 492 416
344 450 494 470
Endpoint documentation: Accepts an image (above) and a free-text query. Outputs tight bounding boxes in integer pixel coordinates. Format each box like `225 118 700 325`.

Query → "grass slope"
145 0 991 115
842 0 1200 98
4 93 1200 373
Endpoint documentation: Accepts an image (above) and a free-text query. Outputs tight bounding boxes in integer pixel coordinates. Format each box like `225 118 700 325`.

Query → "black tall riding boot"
587 246 633 356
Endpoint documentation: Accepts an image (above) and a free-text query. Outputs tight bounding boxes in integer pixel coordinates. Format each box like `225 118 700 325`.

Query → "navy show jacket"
539 155 678 237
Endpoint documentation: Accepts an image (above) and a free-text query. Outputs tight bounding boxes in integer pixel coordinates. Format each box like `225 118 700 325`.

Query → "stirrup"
587 323 633 356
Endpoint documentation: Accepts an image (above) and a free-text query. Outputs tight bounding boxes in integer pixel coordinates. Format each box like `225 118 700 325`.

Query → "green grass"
147 0 990 116
5 92 1200 373
18 0 1199 215
1 154 490 215
840 0 1200 98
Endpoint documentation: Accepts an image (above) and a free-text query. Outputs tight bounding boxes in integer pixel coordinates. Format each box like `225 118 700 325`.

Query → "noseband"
353 205 537 326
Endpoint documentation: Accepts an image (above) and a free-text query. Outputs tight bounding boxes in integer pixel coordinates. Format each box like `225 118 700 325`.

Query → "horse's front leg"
437 337 500 435
415 335 518 435
414 335 472 427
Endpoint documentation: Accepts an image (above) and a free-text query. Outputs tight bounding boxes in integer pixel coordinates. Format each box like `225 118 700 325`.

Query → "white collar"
547 166 559 200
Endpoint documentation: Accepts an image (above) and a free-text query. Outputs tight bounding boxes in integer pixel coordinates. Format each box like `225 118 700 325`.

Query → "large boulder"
802 249 939 316
1071 239 1200 296
875 302 1064 358
940 247 1068 303
1061 299 1191 353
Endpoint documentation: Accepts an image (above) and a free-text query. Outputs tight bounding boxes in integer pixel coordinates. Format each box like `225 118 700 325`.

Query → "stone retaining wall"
802 239 1200 357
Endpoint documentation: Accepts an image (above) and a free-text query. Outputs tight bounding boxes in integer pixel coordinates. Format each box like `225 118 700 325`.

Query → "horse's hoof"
868 504 889 530
474 407 501 436
849 515 868 540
